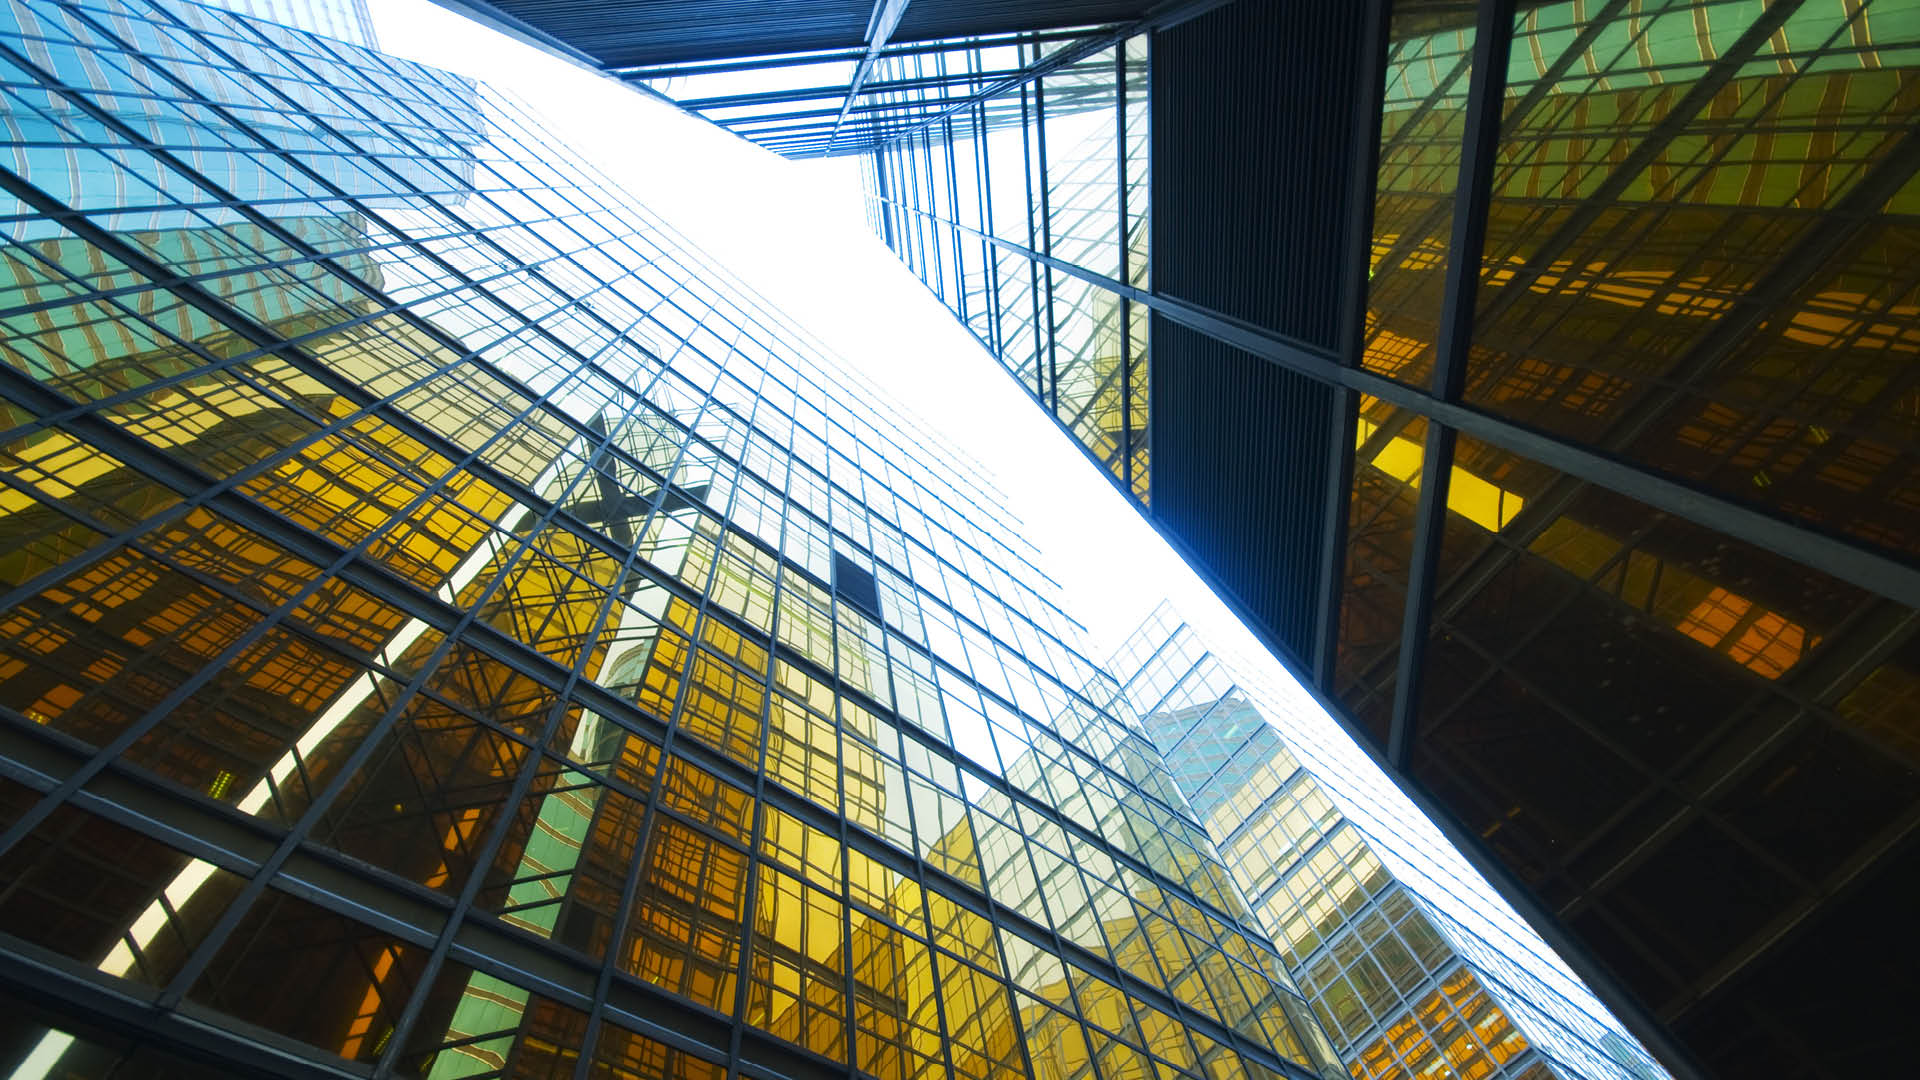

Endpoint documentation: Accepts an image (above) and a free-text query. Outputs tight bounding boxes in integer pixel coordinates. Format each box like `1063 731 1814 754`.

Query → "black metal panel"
1150 0 1369 350
1147 0 1368 667
1149 317 1333 669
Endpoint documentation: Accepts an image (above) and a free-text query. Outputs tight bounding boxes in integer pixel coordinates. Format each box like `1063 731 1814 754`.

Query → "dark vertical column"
1384 0 1516 768
1149 0 1372 671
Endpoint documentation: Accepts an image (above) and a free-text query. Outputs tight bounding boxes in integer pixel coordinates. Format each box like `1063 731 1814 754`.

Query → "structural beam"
827 0 912 151
871 192 1920 620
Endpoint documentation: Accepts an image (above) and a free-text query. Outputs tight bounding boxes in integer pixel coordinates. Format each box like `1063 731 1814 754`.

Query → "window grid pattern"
0 2 1333 1079
1113 611 1669 1080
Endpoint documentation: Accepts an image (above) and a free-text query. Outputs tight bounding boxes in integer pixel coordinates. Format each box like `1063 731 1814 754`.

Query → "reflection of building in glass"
444 1 1920 1075
857 37 1151 502
0 2 1340 1079
1114 606 1669 1080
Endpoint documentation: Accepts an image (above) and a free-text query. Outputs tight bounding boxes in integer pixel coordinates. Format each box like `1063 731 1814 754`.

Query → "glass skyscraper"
0 2 1344 1078
1113 606 1667 1080
568 3 1920 1075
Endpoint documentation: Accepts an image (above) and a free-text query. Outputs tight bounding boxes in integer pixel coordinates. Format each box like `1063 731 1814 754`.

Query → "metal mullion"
872 142 896 249
0 30 633 475
566 421 750 1079
970 806 1048 1080
903 122 926 278
0 343 586 867
857 1 1237 153
1032 52 1058 414
970 78 1003 356
1018 80 1044 402
916 82 940 300
771 573 864 1073
1115 43 1132 494
920 122 943 303
128 8 680 428
705 500 775 1077
829 654 859 1080
890 143 909 256
941 107 964 324
898 782 962 1080
1314 0 1392 689
823 0 911 153
678 72 972 112
608 31 1096 79
964 85 996 343
1386 0 1517 769
145 441 608 1014
714 95 994 126
0 247 667 636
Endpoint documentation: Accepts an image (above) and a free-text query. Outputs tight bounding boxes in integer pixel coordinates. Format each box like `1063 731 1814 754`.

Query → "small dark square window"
833 552 881 618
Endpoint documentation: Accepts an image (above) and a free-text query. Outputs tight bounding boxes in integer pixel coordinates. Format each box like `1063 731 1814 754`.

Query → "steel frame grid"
0 3 1347 1078
1112 617 1587 1080
851 2 1920 1078
868 34 1146 494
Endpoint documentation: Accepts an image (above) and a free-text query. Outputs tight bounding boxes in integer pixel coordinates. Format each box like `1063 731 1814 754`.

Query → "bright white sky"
367 0 1279 668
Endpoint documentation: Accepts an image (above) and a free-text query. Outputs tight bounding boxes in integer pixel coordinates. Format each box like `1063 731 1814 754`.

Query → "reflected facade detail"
1113 608 1667 1080
0 2 1340 1078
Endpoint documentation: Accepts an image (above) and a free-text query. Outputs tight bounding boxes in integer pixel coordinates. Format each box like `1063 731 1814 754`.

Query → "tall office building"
1113 606 1667 1080
0 1 1345 1078
426 1 1920 1074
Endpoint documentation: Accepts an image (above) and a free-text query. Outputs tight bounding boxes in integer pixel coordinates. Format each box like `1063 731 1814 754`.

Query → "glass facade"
651 29 1156 504
208 0 377 47
858 35 1150 502
1112 607 1667 1080
0 2 1342 1079
625 2 1920 1073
